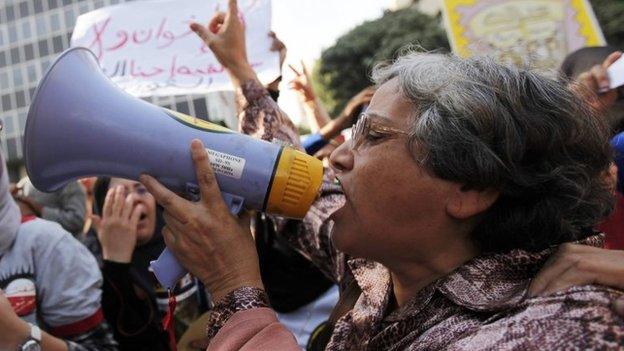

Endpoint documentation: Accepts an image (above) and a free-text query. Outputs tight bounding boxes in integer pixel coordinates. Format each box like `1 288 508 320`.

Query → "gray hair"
372 52 614 252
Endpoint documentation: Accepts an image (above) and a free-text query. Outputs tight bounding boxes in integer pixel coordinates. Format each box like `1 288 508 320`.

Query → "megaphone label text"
205 149 246 180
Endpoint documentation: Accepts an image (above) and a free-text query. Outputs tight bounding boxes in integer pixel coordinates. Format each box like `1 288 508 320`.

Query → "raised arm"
190 3 347 282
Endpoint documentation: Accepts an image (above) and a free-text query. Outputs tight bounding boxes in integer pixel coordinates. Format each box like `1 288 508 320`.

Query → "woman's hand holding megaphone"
140 140 264 303
190 0 258 86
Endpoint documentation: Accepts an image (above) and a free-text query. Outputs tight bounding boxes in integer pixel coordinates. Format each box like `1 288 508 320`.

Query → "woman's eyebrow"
366 112 394 123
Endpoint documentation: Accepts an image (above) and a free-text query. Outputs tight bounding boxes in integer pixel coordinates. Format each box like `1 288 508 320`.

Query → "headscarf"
92 177 165 290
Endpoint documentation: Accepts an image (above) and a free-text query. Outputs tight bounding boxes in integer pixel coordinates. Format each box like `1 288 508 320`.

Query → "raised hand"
289 62 316 102
98 185 144 263
570 51 623 112
529 243 624 316
190 0 249 73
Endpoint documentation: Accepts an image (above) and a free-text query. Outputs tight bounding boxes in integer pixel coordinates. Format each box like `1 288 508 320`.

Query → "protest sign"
442 0 606 70
71 0 279 97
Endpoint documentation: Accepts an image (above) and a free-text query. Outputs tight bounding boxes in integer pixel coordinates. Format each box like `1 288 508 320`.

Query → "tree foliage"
591 0 624 49
313 1 624 116
313 8 449 116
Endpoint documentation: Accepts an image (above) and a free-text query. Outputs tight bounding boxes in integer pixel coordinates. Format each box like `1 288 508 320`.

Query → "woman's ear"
446 186 499 220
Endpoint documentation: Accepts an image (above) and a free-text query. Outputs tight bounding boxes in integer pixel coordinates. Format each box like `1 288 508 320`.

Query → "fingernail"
191 139 203 149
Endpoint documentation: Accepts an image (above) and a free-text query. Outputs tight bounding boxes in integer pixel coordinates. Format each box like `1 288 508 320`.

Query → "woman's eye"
365 130 385 141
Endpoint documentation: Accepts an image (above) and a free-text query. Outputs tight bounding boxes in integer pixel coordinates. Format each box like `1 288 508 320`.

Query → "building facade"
0 0 236 180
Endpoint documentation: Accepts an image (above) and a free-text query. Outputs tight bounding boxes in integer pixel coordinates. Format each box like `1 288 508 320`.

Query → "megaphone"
24 47 323 289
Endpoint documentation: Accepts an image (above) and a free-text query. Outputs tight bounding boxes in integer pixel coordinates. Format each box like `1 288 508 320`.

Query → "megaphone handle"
150 187 245 289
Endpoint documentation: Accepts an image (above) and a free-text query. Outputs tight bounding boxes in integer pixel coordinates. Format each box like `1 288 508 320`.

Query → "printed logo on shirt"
1 273 36 317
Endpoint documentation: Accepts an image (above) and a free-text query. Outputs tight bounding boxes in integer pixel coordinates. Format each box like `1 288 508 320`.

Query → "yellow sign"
442 0 606 69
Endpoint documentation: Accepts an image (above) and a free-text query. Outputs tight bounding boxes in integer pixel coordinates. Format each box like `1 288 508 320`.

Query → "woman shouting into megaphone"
141 0 624 350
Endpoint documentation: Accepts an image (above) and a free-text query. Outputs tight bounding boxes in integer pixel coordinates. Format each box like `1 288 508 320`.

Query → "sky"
272 0 393 63
269 0 394 125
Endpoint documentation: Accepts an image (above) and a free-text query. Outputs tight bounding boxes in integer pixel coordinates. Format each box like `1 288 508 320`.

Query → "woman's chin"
136 228 154 245
330 222 357 255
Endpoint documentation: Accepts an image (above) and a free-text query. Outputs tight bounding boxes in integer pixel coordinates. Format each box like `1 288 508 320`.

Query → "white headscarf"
0 153 21 257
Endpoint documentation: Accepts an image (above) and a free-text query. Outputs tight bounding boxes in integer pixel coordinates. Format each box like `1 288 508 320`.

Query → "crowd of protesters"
2 0 624 350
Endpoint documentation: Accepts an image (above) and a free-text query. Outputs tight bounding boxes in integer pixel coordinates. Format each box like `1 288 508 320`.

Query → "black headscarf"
93 177 166 293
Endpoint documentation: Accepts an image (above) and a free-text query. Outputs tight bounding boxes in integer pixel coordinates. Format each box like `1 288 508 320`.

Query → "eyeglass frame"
350 112 409 150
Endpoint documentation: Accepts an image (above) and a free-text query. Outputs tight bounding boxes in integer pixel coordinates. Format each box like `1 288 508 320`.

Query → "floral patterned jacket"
205 80 624 350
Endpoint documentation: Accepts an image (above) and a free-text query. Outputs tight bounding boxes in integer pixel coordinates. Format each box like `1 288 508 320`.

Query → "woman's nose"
329 140 354 174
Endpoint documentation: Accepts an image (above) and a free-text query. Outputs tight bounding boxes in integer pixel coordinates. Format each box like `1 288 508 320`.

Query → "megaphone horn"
25 47 323 288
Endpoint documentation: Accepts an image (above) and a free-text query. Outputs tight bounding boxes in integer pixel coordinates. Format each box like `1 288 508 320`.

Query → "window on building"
40 58 51 73
49 0 60 10
2 115 15 135
176 101 190 115
24 43 34 61
10 47 20 64
50 13 61 32
1 94 12 111
26 64 37 83
78 3 90 15
21 20 32 40
0 71 9 89
34 0 44 14
15 90 26 108
5 5 15 22
36 16 48 37
8 25 18 44
0 51 6 68
7 138 18 160
193 98 208 119
38 39 49 57
18 2 29 18
63 0 74 6
64 7 76 27
52 35 64 53
12 67 23 87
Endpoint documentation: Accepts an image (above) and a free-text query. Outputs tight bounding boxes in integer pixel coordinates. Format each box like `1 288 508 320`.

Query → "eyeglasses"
350 112 409 150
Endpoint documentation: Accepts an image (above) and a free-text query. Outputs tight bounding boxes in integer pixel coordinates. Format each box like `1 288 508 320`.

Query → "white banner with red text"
71 0 279 97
